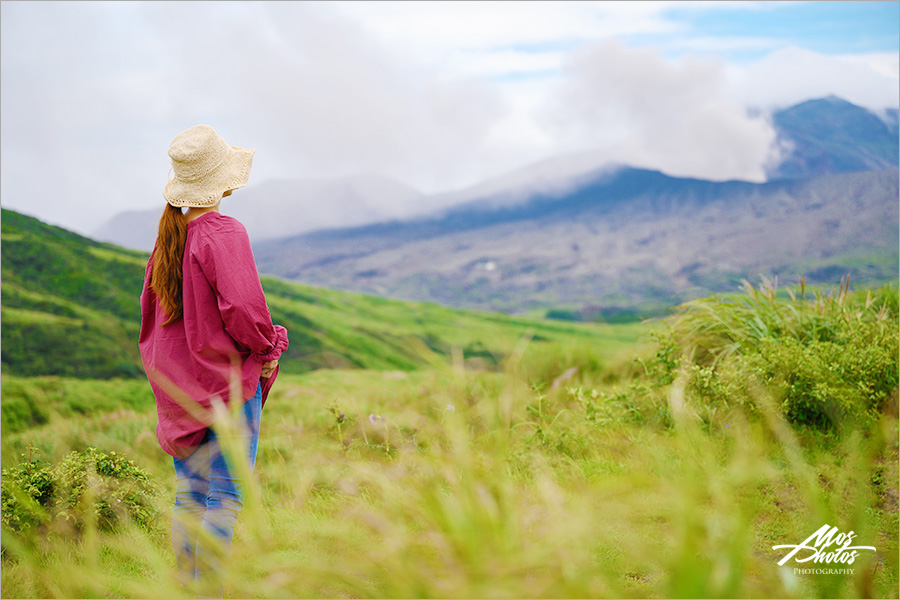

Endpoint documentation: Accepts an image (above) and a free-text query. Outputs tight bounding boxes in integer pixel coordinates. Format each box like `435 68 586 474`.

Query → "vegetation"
2 275 896 598
1 377 155 434
2 446 160 535
615 276 898 431
1 208 641 379
1 209 896 597
544 303 671 324
1 209 145 378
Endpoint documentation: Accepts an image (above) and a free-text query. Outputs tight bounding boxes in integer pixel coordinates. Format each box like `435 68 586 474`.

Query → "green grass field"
2 369 897 599
3 281 897 599
1 208 897 598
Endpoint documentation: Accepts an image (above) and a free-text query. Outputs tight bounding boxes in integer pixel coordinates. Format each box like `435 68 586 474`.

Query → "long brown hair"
150 203 186 326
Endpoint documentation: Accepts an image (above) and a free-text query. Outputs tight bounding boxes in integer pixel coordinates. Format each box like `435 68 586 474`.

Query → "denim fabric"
172 382 262 594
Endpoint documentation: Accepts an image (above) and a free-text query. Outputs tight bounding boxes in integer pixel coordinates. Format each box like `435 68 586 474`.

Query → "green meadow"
0 208 639 379
1 208 898 598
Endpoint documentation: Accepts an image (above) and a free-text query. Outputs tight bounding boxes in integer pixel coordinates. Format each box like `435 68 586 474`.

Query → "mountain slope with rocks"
253 166 898 312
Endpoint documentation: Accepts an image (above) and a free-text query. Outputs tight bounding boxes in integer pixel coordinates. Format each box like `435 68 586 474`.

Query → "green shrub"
682 279 897 429
671 277 896 366
599 278 899 432
1 446 161 534
0 449 54 533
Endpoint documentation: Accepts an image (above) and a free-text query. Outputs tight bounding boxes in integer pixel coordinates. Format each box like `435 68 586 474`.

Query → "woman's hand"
260 359 278 378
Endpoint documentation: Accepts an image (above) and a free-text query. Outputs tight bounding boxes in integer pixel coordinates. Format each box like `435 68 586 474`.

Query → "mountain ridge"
95 96 898 252
93 173 426 251
247 96 898 312
767 96 900 180
252 166 898 311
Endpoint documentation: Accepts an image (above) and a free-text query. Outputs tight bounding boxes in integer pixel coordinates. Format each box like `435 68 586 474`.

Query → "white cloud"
668 35 784 54
441 49 565 80
331 1 683 60
724 46 900 112
1 1 509 232
1 2 171 230
0 1 897 236
538 38 780 182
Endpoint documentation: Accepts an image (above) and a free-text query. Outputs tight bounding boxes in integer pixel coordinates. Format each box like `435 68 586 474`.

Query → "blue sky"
1 1 898 235
661 1 899 57
481 2 899 63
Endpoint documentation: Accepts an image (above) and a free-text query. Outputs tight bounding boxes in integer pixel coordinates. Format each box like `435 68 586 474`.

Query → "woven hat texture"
163 125 254 208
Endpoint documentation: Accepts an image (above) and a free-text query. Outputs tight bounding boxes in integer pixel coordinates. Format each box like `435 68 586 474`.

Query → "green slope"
1 209 642 380
2 210 147 378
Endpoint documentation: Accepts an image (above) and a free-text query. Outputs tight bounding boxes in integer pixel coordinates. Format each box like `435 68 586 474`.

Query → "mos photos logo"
773 524 877 575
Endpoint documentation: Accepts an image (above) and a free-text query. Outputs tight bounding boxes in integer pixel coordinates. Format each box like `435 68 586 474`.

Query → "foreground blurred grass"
2 283 898 598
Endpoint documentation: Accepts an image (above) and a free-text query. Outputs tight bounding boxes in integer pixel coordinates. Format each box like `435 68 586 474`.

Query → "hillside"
1 209 147 378
0 209 638 379
254 167 899 311
250 96 899 312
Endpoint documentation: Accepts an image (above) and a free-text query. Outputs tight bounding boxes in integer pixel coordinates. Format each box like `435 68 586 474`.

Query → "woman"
139 124 289 594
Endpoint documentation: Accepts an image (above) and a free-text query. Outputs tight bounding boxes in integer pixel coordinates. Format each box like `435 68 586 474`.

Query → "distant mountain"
249 96 899 312
89 96 898 313
99 96 897 257
882 108 899 136
254 165 898 312
93 208 163 253
766 96 899 180
420 151 622 215
93 174 424 251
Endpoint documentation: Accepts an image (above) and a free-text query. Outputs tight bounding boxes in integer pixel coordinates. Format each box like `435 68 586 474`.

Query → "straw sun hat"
163 124 255 208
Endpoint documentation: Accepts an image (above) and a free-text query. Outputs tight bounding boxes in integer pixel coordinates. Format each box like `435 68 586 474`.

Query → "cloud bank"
539 39 781 182
0 1 896 235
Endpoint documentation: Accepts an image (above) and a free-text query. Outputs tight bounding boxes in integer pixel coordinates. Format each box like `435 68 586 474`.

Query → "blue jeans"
172 383 262 593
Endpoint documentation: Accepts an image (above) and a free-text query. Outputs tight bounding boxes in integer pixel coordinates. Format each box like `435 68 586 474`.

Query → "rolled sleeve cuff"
253 325 289 363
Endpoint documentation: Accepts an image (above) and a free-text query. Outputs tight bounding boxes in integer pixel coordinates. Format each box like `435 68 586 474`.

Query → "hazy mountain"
93 174 423 251
767 96 899 180
246 96 898 313
252 165 899 312
882 108 899 136
98 96 897 256
420 151 623 214
92 96 898 313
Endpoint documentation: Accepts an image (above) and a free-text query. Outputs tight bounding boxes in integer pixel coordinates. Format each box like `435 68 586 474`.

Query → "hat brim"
164 146 255 208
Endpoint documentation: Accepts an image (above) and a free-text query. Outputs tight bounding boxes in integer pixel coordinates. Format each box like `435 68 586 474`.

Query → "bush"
1 446 161 534
0 450 54 533
684 279 896 429
604 278 899 432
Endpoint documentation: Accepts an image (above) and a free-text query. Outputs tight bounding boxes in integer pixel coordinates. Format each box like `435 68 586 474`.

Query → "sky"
1 0 898 236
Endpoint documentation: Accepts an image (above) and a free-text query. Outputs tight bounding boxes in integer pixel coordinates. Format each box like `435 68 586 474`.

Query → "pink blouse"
139 212 289 458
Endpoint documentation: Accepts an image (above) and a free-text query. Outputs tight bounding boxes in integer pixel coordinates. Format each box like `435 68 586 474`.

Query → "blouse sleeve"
195 220 289 363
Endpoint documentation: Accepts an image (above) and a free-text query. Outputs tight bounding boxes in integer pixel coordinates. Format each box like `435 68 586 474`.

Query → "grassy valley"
1 209 897 599
1 208 642 380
